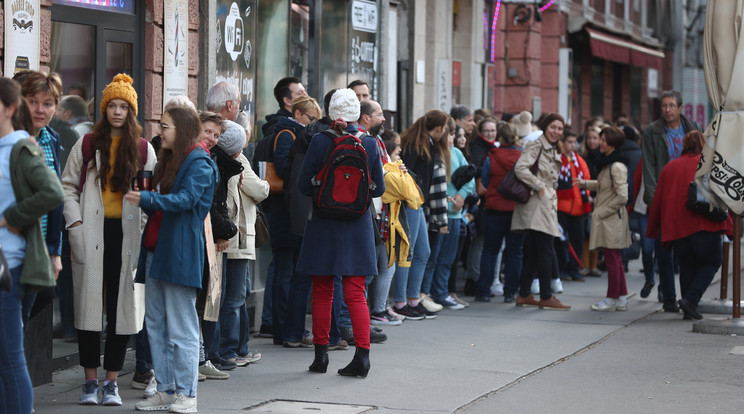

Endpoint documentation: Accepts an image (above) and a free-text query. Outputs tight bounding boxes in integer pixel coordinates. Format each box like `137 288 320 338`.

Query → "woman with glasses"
62 74 156 406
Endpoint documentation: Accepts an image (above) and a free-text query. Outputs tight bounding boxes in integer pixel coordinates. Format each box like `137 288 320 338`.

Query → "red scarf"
557 153 591 214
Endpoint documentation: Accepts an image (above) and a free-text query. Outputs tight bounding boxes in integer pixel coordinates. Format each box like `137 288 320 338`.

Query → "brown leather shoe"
538 296 571 310
515 294 540 307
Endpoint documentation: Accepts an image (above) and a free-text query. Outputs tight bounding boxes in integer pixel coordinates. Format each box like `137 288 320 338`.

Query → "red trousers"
311 275 370 349
603 248 628 299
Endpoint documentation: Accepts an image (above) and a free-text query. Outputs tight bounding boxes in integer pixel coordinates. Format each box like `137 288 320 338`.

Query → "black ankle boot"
308 344 329 373
337 347 370 378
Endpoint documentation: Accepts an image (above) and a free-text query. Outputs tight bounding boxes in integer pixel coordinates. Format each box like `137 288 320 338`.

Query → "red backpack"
311 130 376 220
78 133 149 190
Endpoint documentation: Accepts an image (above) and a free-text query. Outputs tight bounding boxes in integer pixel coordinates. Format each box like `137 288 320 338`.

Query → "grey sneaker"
101 380 122 406
131 369 154 390
79 379 99 405
199 360 229 379
169 393 197 413
144 375 158 398
236 351 261 365
135 391 176 411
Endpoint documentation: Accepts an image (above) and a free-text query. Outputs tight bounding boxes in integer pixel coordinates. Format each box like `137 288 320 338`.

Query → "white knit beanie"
511 111 533 138
217 120 246 155
329 88 361 122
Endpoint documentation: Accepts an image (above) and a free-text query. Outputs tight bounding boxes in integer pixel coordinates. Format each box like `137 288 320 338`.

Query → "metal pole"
721 241 729 299
733 215 741 319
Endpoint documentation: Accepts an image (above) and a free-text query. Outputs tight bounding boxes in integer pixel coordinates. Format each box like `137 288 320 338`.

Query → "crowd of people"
0 68 732 414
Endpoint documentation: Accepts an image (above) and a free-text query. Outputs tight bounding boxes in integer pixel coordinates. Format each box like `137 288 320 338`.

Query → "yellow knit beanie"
100 73 138 117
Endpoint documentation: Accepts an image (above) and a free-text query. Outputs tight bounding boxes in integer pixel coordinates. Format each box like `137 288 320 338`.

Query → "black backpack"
311 130 375 220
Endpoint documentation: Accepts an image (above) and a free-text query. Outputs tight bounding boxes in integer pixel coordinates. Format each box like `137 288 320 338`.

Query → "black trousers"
519 230 555 300
557 212 585 275
78 218 131 371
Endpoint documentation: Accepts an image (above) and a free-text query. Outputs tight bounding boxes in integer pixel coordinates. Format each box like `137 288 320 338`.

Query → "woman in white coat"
62 74 156 406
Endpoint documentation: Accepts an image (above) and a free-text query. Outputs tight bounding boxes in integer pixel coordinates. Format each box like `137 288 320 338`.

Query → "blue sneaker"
101 380 122 406
79 379 99 405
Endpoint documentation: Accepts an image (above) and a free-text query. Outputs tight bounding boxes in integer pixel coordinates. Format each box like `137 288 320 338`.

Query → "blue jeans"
674 232 722 306
0 265 33 413
371 260 395 314
629 212 655 284
145 253 199 397
237 264 252 356
478 212 524 298
655 234 676 302
272 247 299 344
219 259 249 360
260 260 274 328
283 271 312 343
423 218 461 302
392 206 430 302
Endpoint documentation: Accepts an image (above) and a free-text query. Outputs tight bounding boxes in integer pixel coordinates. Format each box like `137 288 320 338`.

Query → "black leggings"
519 230 555 300
77 218 131 371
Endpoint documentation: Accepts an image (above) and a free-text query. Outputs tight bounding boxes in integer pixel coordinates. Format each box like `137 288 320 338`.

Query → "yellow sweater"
381 161 424 268
102 136 123 218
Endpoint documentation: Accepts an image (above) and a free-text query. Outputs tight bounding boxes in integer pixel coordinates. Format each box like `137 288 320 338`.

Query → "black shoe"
413 303 438 319
309 344 329 373
657 288 664 303
678 298 703 320
640 281 655 298
503 293 515 303
370 328 387 344
338 347 370 378
258 324 273 338
218 358 237 371
464 279 477 297
394 305 425 321
371 326 383 333
662 299 679 313
474 296 491 302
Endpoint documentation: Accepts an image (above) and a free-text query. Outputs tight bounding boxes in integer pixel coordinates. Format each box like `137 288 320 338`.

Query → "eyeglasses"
159 122 176 131
661 104 678 110
371 113 384 118
303 114 318 123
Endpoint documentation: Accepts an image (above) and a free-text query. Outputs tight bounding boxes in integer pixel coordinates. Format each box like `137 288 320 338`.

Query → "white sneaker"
420 294 444 312
530 279 540 295
591 298 617 311
490 280 504 297
551 278 564 294
615 297 628 311
169 393 197 413
144 375 158 398
135 391 176 411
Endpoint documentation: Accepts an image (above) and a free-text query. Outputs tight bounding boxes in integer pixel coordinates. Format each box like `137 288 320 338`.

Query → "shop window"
590 60 604 118
290 1 311 87
630 66 641 125
255 0 289 138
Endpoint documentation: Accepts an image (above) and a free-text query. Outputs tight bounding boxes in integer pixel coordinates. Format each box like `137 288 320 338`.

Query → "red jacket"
646 153 730 242
557 153 591 216
484 146 521 212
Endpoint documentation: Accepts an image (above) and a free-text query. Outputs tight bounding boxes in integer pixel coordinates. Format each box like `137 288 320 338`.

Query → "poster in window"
216 0 257 121
349 0 377 99
4 0 40 76
163 0 189 109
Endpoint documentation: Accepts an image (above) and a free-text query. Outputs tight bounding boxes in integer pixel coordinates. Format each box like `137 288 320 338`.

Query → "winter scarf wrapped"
557 152 592 214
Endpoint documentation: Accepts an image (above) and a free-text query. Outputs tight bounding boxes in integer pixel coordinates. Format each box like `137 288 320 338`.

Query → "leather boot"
337 347 370 378
308 344 329 373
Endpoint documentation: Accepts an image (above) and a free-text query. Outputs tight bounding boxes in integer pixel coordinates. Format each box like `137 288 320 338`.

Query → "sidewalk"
33 260 744 413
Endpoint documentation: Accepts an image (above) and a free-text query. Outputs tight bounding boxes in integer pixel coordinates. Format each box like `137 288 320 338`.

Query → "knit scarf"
557 152 591 214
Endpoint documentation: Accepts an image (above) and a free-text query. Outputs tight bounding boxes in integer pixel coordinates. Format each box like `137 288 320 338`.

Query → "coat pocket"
68 225 86 264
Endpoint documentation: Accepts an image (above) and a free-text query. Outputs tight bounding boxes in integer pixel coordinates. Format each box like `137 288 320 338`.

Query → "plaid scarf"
557 152 591 214
427 159 448 231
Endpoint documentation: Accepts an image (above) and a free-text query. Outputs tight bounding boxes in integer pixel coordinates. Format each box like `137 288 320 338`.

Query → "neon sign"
52 0 135 14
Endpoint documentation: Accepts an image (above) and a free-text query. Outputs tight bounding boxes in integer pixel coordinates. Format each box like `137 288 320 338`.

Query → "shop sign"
52 0 135 14
4 0 40 75
349 0 377 98
351 0 377 33
163 0 189 109
216 0 256 120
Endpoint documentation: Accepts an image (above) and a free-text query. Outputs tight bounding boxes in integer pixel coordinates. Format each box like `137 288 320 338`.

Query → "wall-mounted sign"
52 0 135 14
349 0 377 97
163 0 189 109
216 0 256 119
351 0 377 33
4 0 40 76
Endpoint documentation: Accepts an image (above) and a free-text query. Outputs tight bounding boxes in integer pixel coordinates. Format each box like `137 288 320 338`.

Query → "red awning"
586 27 665 70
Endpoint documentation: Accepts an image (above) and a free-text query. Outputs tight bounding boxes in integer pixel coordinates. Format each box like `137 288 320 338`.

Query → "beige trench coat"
511 135 562 237
224 153 270 260
587 162 631 250
61 136 156 335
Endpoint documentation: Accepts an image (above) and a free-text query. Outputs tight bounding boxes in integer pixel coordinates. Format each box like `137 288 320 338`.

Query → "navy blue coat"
295 125 385 276
135 148 217 288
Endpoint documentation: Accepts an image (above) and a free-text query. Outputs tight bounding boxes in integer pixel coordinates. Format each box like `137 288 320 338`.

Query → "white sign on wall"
4 0 40 76
437 59 452 113
351 0 377 33
163 0 189 109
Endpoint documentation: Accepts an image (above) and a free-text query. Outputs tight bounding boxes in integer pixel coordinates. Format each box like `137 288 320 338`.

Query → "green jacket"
6 139 64 290
641 114 701 205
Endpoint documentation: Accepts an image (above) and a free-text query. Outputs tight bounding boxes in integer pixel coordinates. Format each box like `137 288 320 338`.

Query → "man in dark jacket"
641 90 702 312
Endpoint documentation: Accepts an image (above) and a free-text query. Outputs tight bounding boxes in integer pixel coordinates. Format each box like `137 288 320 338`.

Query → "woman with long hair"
578 121 603 276
512 113 571 310
390 109 449 319
575 126 631 311
0 77 64 414
126 106 217 412
62 74 156 406
296 89 384 377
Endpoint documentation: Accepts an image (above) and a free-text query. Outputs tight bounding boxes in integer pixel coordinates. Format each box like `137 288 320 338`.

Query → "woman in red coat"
647 131 730 320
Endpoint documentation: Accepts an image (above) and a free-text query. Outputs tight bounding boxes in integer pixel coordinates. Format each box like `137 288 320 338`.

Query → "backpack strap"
79 133 94 190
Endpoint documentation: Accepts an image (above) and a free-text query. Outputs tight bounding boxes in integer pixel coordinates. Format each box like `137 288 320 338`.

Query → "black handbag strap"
528 145 544 175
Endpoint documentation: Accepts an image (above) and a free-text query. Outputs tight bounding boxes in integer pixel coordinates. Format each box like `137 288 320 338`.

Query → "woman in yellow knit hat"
61 73 156 406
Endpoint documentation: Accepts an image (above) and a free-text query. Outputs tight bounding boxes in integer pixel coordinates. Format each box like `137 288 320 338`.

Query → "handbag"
254 210 270 248
686 178 728 222
0 242 11 291
497 146 543 203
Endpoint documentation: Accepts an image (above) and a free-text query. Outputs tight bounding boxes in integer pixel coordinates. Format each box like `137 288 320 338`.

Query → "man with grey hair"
450 104 476 136
206 81 241 122
641 90 701 314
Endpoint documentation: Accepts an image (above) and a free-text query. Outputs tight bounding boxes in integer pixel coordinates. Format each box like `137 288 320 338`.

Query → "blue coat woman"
296 89 384 378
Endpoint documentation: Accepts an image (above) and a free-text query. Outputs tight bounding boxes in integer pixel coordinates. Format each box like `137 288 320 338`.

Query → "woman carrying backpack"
62 74 156 406
296 89 384 377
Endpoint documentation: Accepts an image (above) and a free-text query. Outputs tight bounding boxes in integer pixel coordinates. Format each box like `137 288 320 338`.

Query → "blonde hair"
291 95 321 119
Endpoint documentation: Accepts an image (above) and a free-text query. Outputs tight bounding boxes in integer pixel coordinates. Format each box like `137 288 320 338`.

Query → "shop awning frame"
586 27 665 70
